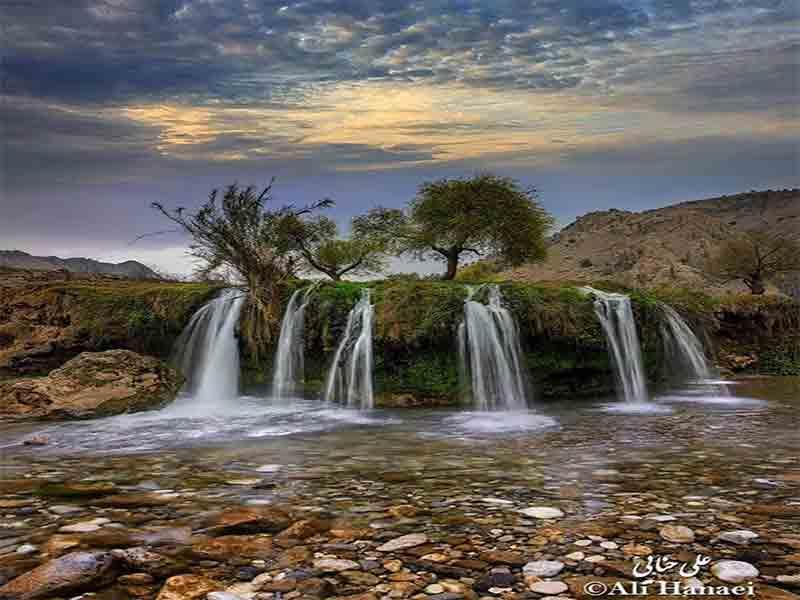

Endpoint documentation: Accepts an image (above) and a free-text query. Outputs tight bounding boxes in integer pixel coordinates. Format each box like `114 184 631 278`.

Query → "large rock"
0 350 183 420
0 551 117 599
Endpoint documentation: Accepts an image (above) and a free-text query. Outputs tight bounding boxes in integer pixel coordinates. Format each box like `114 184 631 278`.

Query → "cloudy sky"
1 0 797 275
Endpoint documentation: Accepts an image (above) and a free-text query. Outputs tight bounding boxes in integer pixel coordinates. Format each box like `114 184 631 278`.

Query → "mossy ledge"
0 270 220 375
242 279 800 402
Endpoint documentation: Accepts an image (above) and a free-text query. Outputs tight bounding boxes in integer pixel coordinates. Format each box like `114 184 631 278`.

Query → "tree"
707 230 800 295
152 182 332 349
280 214 387 281
353 174 553 280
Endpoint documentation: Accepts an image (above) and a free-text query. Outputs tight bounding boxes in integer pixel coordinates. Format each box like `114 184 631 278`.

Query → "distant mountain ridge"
0 250 159 280
506 189 800 296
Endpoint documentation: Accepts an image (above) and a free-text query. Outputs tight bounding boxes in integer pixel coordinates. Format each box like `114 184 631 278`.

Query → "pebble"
523 561 565 577
717 530 759 545
519 506 564 519
59 517 111 533
15 544 37 555
426 584 445 594
312 558 360 572
659 525 695 543
529 581 569 595
376 533 428 552
564 552 585 561
710 560 760 583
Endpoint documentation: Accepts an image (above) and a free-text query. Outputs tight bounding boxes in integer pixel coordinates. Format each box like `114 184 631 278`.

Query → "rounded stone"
711 560 760 583
519 507 564 519
659 525 695 543
523 560 565 577
529 581 569 595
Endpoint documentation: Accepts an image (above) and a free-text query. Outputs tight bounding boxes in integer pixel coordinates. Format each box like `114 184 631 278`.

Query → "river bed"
0 378 798 599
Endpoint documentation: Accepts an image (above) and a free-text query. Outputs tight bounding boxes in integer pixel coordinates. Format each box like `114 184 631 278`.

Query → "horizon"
2 1 798 276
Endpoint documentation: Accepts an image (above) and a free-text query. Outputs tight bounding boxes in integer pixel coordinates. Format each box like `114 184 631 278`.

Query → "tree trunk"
443 252 460 280
745 276 766 295
331 272 342 281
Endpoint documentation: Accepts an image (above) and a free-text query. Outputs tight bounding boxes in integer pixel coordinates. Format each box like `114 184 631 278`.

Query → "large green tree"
354 174 553 279
707 229 800 295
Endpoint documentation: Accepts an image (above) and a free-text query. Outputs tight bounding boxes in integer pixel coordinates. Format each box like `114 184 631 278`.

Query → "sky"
1 0 798 276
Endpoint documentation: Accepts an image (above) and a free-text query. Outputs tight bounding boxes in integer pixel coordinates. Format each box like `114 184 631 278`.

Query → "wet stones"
203 506 291 536
717 530 759 545
518 507 564 520
659 524 695 543
313 558 361 573
377 533 428 552
155 574 220 600
523 561 565 578
710 560 760 583
0 551 117 600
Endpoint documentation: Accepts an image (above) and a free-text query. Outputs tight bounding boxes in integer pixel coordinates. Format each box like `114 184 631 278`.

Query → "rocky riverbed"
0 379 798 600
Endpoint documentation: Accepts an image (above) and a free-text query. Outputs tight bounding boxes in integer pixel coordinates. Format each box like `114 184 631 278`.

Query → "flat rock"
377 533 429 552
711 560 760 583
313 558 360 572
156 575 220 600
204 506 290 535
519 506 564 519
529 581 569 595
524 560 565 577
718 530 759 545
659 524 695 543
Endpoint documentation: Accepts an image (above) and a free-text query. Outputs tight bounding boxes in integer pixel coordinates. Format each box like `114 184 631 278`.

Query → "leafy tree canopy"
707 229 800 295
353 174 553 279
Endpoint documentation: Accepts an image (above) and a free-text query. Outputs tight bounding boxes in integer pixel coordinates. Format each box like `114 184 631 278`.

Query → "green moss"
376 351 461 397
52 281 219 357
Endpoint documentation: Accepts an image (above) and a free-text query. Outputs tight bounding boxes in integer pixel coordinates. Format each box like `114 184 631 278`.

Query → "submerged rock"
0 551 117 599
0 350 183 421
156 575 220 600
711 560 760 583
377 533 429 552
519 506 564 519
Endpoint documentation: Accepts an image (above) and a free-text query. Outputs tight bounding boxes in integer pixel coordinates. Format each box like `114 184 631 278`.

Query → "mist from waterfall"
172 288 246 408
459 285 530 411
323 289 374 409
272 285 316 399
582 287 648 404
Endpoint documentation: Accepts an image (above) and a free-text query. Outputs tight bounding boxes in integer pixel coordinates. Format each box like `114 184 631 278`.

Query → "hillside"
0 250 159 280
506 189 800 296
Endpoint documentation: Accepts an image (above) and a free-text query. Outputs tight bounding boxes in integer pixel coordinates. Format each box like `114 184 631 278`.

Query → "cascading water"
581 287 648 404
458 285 529 410
272 285 316 399
172 288 246 408
659 304 728 396
323 289 374 409
660 304 714 381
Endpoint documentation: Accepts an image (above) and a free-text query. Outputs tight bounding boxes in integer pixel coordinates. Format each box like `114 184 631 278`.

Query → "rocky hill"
0 250 159 280
506 189 800 296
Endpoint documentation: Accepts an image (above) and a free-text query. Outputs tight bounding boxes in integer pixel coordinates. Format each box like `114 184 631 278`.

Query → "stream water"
0 379 797 599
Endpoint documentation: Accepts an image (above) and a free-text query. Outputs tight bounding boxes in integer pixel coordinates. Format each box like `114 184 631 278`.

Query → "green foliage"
59 281 219 357
376 351 460 397
454 260 502 282
283 214 388 280
354 174 553 279
760 347 800 375
707 229 800 294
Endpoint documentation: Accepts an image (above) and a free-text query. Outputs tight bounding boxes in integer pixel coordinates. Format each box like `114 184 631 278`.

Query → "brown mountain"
0 250 159 280
506 189 800 296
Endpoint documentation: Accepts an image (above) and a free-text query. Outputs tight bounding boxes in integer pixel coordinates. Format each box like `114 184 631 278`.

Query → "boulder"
0 350 182 420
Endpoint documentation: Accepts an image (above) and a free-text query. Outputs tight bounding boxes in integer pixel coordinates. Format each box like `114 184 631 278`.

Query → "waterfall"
459 285 530 411
172 288 246 407
323 289 374 409
581 287 648 404
659 304 727 389
272 285 316 399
